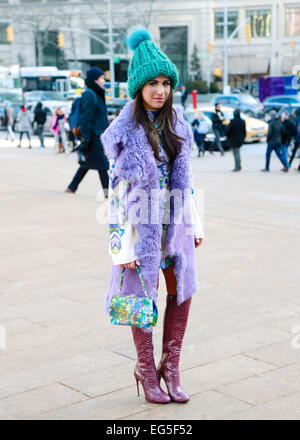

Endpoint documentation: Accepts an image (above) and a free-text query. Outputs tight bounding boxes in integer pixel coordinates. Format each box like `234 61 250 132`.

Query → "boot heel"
135 377 140 397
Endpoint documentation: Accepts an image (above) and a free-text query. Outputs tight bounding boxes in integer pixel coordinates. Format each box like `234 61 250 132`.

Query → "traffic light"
290 40 295 49
57 33 64 48
6 25 14 43
245 23 251 44
214 67 222 78
208 42 213 53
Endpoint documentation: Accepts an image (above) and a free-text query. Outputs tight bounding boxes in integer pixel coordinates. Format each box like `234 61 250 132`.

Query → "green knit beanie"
127 29 179 100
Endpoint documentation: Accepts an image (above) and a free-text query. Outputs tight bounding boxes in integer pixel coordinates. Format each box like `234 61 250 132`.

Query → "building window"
286 8 300 36
0 22 10 44
160 26 188 83
90 29 126 55
214 11 238 39
246 9 271 38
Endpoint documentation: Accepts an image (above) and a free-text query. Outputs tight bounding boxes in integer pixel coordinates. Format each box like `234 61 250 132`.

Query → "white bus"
18 67 84 98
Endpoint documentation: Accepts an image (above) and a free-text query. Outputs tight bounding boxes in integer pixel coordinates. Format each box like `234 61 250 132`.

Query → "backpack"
69 89 97 138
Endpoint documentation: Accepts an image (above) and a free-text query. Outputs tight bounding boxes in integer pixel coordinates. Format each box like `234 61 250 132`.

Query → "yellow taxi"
185 106 268 144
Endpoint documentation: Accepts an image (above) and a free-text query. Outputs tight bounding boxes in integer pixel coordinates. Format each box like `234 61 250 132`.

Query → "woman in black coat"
66 67 109 197
225 109 246 172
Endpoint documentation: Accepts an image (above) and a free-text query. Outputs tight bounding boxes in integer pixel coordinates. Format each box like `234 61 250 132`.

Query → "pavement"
0 131 300 420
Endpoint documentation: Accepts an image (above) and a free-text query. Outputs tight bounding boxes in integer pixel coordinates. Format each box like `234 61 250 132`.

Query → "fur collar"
101 101 193 161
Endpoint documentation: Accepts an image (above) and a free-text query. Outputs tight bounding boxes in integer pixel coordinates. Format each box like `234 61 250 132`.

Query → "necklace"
148 114 162 136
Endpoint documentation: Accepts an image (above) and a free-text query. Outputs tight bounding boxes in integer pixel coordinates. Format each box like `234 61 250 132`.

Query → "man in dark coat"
262 110 288 172
289 107 300 168
34 102 47 148
211 103 225 155
66 67 109 196
225 109 246 171
281 111 297 171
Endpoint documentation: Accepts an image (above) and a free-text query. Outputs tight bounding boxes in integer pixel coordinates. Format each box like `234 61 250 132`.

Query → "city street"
1 131 300 420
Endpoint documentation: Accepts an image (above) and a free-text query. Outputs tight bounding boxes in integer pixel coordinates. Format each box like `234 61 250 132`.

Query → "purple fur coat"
101 101 198 314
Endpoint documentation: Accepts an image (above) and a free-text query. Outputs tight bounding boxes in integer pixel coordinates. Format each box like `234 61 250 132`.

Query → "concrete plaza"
0 132 300 420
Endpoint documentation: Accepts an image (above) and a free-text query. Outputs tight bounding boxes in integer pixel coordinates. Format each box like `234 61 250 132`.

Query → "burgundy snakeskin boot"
157 295 192 403
131 327 171 404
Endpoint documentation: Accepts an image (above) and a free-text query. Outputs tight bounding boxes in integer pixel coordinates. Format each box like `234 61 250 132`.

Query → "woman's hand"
195 238 203 248
119 260 140 270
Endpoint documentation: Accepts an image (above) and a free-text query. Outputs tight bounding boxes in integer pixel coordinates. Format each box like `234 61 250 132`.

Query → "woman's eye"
163 82 171 86
149 82 157 86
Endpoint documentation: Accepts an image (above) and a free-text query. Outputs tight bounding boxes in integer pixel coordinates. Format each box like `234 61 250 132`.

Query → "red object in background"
191 89 198 109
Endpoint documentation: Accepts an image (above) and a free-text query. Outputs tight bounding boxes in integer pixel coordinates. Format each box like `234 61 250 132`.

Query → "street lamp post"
107 0 115 99
223 0 229 94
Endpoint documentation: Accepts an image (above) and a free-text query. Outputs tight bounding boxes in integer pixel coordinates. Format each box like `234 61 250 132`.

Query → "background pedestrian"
16 105 32 148
4 102 15 142
281 111 296 170
211 103 225 155
65 67 109 197
261 110 288 172
180 84 188 109
225 109 246 171
289 107 300 168
50 107 68 154
34 102 47 148
192 111 208 157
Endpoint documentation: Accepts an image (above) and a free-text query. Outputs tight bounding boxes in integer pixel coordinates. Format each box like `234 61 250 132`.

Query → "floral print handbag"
109 266 158 328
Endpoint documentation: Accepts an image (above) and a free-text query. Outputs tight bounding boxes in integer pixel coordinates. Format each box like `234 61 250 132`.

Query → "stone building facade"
0 0 299 87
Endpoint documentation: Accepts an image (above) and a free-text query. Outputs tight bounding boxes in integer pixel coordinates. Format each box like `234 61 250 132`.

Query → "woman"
50 107 68 154
101 30 204 404
17 105 32 148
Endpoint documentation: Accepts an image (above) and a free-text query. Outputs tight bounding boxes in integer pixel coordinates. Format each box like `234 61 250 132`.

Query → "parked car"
24 90 67 103
210 94 264 118
106 98 129 122
184 106 268 151
263 95 300 120
277 104 300 121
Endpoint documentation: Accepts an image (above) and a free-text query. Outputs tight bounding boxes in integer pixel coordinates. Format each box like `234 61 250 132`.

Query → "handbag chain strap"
119 265 149 299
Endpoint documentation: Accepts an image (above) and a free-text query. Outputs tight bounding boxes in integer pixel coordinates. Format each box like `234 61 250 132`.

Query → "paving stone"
244 339 300 367
33 387 156 420
0 318 42 336
216 362 300 405
123 390 251 420
61 360 136 398
253 391 300 420
0 347 128 399
0 383 88 420
180 354 275 395
180 326 290 370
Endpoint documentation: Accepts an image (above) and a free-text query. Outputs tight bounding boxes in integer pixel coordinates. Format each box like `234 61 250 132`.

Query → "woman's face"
141 76 171 111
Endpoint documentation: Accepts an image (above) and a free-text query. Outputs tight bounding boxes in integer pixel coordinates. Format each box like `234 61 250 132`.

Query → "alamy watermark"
95 186 205 236
0 325 6 350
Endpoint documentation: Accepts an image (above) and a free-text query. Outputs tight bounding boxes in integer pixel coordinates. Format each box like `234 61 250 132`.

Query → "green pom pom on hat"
127 29 179 99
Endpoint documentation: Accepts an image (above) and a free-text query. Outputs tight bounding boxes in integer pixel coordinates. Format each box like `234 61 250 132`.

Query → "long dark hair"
132 88 185 163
